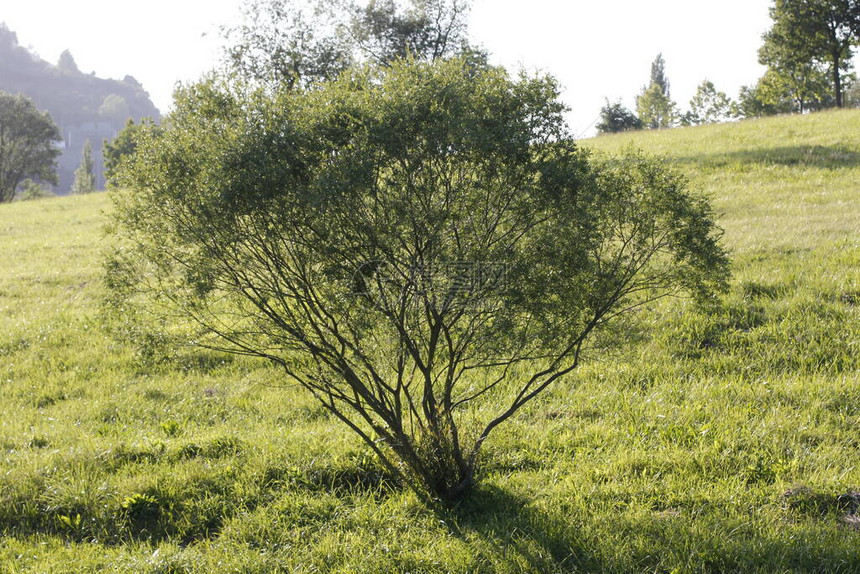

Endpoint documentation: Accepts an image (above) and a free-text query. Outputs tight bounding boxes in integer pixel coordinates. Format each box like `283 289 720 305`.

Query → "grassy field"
0 109 858 572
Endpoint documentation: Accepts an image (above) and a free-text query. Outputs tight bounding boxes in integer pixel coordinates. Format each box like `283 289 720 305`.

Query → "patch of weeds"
742 454 791 485
175 443 203 460
160 420 183 438
297 452 396 495
256 462 305 492
34 391 67 409
0 337 30 357
782 486 860 526
99 404 123 424
120 491 166 537
204 435 245 458
173 435 246 461
838 291 859 306
28 436 50 449
54 512 84 537
664 298 768 360
99 442 167 469
741 280 787 301
143 388 170 401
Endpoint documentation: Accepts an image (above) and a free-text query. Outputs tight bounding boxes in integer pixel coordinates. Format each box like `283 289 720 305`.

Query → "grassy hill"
0 110 858 572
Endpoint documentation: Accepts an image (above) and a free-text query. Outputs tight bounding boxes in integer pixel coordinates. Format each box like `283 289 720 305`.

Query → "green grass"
1 109 858 572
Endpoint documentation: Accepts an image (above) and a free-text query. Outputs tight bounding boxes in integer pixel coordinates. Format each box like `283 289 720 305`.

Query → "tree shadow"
438 484 604 573
676 145 860 170
431 482 860 573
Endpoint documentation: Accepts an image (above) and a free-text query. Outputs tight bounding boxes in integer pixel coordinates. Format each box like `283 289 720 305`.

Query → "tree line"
598 0 860 134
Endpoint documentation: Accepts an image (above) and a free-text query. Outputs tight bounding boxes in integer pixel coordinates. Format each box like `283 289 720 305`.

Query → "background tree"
735 83 790 118
760 65 831 113
0 92 61 203
57 49 79 74
223 0 479 88
349 0 473 64
762 0 860 108
223 0 353 89
16 178 54 200
104 119 158 185
110 60 729 503
636 54 678 129
596 99 642 133
758 4 835 114
683 80 734 125
99 94 131 125
72 140 96 194
846 79 860 106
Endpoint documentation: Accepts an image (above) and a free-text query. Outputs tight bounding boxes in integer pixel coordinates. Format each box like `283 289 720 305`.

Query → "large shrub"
108 59 729 503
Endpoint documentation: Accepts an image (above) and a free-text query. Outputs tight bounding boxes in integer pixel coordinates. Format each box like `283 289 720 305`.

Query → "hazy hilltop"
0 23 160 193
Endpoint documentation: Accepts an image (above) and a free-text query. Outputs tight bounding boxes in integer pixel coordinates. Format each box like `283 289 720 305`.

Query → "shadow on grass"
676 145 860 170
433 483 860 573
439 485 603 572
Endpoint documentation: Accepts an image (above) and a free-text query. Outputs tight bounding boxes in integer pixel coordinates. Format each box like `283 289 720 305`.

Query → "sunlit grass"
0 110 858 572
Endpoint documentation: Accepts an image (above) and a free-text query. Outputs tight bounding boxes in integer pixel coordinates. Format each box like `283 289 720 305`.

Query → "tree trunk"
437 467 475 505
833 52 843 108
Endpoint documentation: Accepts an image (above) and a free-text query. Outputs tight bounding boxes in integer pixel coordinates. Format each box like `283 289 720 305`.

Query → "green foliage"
223 0 353 89
15 178 54 201
350 0 475 64
735 80 794 118
104 119 157 186
109 59 728 502
71 140 96 194
636 54 678 129
223 0 480 88
0 91 61 202
847 79 860 107
596 99 642 134
761 0 860 108
758 5 835 114
684 80 734 125
99 94 131 125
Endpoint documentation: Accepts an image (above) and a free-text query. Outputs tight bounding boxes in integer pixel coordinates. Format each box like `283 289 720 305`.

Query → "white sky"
3 0 780 136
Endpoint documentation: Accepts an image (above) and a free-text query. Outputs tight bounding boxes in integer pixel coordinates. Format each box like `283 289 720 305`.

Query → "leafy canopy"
761 0 860 108
0 91 61 202
71 140 96 194
596 100 642 134
110 59 729 502
636 54 678 129
684 80 735 126
223 0 480 89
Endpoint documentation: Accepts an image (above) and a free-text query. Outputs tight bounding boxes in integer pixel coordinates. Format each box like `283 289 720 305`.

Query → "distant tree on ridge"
636 54 678 129
72 140 96 194
596 99 642 133
0 91 61 203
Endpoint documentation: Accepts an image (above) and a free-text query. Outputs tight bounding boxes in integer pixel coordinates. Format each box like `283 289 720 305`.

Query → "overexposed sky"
3 0 778 135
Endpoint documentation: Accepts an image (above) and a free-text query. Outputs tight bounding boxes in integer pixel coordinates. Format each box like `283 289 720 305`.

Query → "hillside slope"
584 109 860 253
0 111 858 572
